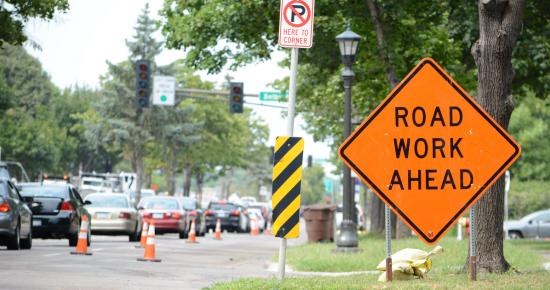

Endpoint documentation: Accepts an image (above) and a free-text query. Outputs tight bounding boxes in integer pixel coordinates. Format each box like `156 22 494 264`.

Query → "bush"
508 180 550 219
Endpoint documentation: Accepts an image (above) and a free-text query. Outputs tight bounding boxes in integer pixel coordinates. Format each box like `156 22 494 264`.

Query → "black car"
179 197 206 237
18 182 91 247
0 179 33 250
205 201 248 233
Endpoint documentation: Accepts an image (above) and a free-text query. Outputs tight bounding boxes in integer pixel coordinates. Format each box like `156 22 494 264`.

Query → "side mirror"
528 220 533 224
84 200 92 205
22 196 34 203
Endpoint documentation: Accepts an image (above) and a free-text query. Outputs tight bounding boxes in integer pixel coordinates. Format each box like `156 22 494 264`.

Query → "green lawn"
207 235 550 289
284 234 550 273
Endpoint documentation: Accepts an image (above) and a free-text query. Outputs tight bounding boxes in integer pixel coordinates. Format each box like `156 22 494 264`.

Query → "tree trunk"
135 145 144 204
166 146 177 196
369 191 385 234
183 164 192 197
366 0 410 238
470 0 525 273
196 172 204 206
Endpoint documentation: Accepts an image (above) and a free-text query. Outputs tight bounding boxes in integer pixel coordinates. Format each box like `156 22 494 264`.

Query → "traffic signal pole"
278 47 299 281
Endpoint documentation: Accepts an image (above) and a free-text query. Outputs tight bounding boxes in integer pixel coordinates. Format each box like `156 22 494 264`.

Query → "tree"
471 0 526 273
0 0 68 45
301 165 326 205
92 4 162 203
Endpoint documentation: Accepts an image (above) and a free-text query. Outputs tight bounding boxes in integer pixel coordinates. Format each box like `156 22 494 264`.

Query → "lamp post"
335 27 361 251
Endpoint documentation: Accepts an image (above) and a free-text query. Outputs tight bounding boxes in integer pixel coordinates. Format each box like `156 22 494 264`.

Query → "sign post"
276 0 314 281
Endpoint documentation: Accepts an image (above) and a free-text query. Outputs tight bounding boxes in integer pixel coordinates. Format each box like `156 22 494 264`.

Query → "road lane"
0 231 304 290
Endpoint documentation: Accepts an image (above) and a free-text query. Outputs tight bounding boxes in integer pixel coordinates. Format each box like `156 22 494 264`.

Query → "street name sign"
152 75 176 106
339 58 521 245
278 0 314 48
272 136 304 238
260 91 288 102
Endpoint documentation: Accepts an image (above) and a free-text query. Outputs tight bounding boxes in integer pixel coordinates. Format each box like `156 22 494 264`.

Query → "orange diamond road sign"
339 58 521 245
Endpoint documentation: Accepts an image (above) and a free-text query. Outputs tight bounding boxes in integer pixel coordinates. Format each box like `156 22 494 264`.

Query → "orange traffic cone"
136 220 149 248
71 215 92 256
214 218 222 240
250 216 260 236
187 219 198 244
137 220 161 262
264 221 272 235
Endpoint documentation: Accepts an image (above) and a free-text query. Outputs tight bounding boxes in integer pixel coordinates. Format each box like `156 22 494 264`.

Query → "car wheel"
68 231 78 247
7 224 21 250
87 226 91 247
509 231 522 239
21 227 32 250
129 224 140 242
179 230 188 239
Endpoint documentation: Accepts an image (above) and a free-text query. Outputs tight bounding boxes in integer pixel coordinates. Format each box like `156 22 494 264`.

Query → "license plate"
218 212 228 218
153 213 164 219
32 219 42 226
96 213 110 219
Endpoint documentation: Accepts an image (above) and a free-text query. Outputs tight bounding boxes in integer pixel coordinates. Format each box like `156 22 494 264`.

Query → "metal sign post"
385 205 392 282
469 205 477 281
278 47 299 281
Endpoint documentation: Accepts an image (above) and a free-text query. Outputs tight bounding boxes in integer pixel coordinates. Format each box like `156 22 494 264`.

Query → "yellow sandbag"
377 245 443 282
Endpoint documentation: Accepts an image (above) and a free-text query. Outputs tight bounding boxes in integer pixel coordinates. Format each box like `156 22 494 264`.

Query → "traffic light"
135 60 151 108
229 82 244 113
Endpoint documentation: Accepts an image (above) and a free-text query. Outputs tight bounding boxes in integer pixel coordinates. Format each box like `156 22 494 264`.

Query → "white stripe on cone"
79 232 87 239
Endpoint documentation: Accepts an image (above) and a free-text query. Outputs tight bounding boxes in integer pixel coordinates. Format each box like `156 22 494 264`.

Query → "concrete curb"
267 263 378 277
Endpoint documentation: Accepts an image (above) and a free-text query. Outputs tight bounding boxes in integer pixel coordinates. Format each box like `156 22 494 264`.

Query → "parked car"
84 193 142 242
247 207 266 232
504 209 550 239
138 196 186 239
248 202 270 229
178 197 206 237
18 182 91 247
205 201 249 233
0 179 32 250
128 189 156 206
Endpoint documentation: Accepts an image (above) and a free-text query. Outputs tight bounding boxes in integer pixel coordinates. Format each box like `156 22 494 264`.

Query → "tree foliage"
0 0 69 45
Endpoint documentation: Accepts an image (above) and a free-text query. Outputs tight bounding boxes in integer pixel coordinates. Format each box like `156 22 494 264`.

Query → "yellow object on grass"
376 245 444 282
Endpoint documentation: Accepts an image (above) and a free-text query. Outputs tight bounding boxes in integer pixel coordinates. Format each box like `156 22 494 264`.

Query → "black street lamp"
335 27 361 251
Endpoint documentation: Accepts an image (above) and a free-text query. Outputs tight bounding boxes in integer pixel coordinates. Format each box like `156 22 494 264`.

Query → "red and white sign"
278 0 314 48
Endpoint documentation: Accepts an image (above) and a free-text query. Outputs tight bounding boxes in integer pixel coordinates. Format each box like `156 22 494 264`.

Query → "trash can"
303 205 336 242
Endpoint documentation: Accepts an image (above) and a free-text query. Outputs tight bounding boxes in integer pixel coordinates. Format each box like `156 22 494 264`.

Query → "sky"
24 0 336 176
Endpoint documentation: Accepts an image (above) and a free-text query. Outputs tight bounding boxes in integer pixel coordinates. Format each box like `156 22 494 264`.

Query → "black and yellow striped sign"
271 136 304 239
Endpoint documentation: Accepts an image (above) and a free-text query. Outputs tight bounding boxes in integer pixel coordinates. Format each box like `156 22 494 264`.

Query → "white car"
247 208 266 231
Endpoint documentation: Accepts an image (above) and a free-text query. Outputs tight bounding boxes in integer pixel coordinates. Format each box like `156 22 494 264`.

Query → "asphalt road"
0 231 304 290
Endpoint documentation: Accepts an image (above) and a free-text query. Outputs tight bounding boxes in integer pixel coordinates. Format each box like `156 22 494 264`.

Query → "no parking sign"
278 0 314 48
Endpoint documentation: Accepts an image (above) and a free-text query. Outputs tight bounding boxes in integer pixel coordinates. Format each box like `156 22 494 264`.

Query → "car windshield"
83 180 103 187
181 198 196 210
140 198 178 210
129 191 154 198
209 203 237 211
86 195 128 208
19 185 69 199
0 167 9 179
0 181 7 196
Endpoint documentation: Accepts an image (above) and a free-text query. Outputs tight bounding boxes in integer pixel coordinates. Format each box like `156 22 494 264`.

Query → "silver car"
0 179 32 250
84 194 142 242
505 209 550 239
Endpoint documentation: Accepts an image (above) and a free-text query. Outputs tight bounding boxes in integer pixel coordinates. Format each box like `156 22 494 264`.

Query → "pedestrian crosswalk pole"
278 47 299 281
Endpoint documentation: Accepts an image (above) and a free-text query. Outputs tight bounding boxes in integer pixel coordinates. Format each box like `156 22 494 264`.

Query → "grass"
206 235 550 289
283 234 550 273
207 272 550 290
